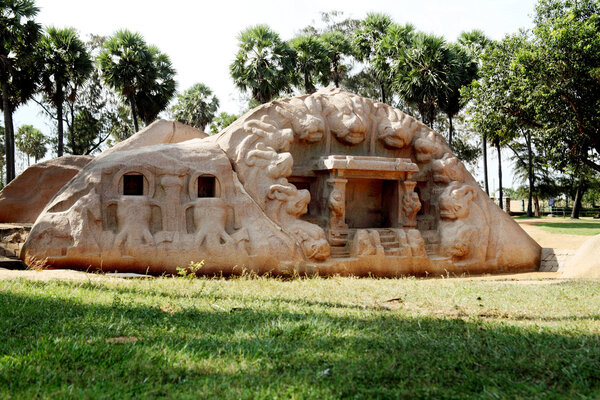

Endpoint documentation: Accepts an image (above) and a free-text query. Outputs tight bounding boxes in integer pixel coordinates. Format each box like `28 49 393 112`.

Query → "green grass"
1 275 599 399
536 217 600 236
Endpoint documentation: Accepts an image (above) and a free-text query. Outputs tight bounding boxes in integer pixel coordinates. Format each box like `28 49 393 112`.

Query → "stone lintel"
314 155 419 175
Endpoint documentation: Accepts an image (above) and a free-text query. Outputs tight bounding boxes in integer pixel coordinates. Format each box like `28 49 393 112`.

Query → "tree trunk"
496 140 503 210
380 81 386 104
571 176 585 219
448 114 453 150
57 84 64 157
482 134 489 195
129 94 139 132
526 131 534 218
1 78 15 183
533 194 540 217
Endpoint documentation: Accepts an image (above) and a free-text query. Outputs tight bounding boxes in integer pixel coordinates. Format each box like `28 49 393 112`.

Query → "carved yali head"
439 183 477 220
376 106 418 149
275 96 325 143
432 154 464 183
324 93 369 145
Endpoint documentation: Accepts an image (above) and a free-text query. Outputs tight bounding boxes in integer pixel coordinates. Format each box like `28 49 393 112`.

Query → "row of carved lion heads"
269 90 426 149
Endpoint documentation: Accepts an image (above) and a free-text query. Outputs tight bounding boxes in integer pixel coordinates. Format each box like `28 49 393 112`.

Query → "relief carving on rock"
20 89 541 276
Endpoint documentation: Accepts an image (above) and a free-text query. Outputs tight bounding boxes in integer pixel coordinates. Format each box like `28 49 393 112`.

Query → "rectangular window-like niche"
198 176 216 198
123 174 144 196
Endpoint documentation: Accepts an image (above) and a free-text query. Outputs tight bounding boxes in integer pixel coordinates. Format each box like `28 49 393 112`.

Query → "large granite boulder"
21 89 541 276
0 155 93 223
561 234 600 278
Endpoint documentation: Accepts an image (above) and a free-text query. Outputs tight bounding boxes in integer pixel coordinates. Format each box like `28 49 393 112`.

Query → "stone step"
385 248 406 256
381 241 400 249
329 237 348 247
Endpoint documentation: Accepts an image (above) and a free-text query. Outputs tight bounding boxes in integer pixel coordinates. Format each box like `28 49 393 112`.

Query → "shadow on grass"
1 286 599 399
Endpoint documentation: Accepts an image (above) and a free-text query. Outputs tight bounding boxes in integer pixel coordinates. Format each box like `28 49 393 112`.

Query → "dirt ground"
517 219 590 250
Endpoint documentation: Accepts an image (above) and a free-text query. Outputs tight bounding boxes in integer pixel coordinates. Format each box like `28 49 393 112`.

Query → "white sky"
12 0 538 192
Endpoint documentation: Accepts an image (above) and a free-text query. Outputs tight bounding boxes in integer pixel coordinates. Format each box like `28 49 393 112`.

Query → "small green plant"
176 260 205 279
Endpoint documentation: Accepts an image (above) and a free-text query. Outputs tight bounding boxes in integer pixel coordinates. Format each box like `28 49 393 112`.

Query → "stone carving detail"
376 105 418 148
323 93 369 145
114 196 155 253
20 89 541 276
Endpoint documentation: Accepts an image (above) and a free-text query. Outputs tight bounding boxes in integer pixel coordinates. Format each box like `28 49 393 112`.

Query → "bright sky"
12 0 538 192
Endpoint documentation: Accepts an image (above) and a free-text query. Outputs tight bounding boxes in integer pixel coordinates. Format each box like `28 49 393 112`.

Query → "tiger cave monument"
18 88 541 276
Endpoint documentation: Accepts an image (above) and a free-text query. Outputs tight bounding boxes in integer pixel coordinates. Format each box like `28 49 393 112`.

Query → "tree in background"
209 112 240 134
0 126 5 187
393 32 453 127
320 31 354 88
0 0 42 183
172 83 219 131
39 27 93 157
15 124 46 165
99 30 176 132
290 35 330 94
353 13 394 104
458 29 492 195
230 25 297 104
438 43 478 149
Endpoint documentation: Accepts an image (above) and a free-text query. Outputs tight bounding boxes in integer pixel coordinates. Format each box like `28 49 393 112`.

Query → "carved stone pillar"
401 175 420 228
160 175 185 231
327 178 348 230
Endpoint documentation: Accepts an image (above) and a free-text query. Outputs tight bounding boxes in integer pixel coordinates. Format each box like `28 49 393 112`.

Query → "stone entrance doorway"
345 179 398 229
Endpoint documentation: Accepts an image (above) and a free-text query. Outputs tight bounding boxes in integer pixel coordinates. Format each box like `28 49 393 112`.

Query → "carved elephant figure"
114 196 155 251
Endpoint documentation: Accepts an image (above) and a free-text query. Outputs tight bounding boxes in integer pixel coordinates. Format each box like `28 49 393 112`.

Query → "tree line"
1 0 599 219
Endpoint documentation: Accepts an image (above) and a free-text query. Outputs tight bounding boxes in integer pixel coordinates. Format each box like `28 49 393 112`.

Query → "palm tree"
99 30 176 132
39 27 93 157
353 13 393 103
132 45 176 125
15 124 47 165
0 0 42 183
394 32 452 127
230 25 296 104
290 35 330 94
172 83 219 131
320 31 353 88
438 44 478 149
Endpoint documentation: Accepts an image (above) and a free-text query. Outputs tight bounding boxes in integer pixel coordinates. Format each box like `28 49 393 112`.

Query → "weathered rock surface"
0 156 93 223
99 119 208 159
561 235 600 278
21 89 541 276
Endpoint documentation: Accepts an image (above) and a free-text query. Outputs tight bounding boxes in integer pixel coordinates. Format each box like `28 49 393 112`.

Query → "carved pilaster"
327 178 348 230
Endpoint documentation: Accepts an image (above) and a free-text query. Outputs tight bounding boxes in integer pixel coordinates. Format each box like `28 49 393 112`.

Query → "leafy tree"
468 34 536 212
320 31 354 88
99 30 176 132
290 35 330 94
39 26 93 157
517 0 600 175
0 0 42 183
458 30 492 195
230 25 297 104
15 124 46 164
209 112 239 134
172 83 219 131
353 13 394 103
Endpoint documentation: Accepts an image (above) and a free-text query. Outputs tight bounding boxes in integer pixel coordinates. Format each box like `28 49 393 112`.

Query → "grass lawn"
1 275 599 399
516 216 600 236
